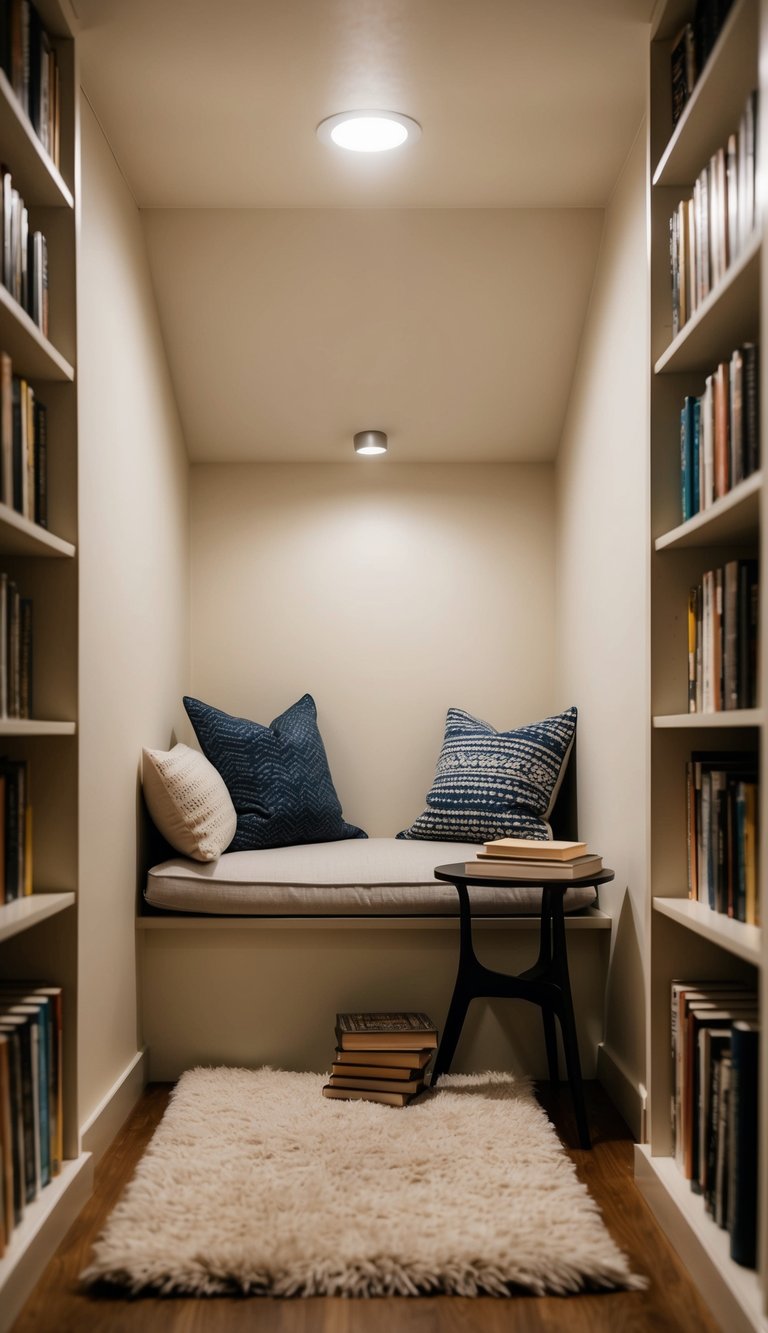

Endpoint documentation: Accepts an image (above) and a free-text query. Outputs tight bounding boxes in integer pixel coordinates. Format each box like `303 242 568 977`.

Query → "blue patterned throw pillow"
397 705 577 844
183 693 366 851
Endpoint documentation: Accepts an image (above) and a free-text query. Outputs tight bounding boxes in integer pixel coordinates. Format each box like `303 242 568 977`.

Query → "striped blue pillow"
397 706 577 844
183 693 366 851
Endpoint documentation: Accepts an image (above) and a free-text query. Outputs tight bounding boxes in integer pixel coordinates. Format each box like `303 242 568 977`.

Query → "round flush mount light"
317 110 421 153
354 430 388 456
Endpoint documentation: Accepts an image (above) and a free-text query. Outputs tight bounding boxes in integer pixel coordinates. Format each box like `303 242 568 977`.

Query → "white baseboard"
596 1042 647 1141
80 1048 147 1166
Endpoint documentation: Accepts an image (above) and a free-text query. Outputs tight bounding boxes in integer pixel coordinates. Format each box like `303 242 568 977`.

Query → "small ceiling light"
354 430 388 456
317 111 421 153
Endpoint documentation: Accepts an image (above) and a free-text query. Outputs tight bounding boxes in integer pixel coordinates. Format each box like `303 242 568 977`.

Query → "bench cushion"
145 838 598 917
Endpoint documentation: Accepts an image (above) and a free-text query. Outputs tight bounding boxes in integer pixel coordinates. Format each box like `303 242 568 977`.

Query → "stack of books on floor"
322 1012 437 1107
464 838 603 879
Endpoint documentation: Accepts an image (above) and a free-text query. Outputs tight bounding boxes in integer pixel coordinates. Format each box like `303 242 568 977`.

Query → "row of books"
686 752 758 923
1 169 48 336
671 980 758 1268
687 559 758 713
0 983 63 1257
0 0 61 166
0 351 48 525
669 88 758 338
679 343 758 523
0 572 32 719
322 1012 437 1107
670 1 734 128
0 755 31 902
463 836 602 880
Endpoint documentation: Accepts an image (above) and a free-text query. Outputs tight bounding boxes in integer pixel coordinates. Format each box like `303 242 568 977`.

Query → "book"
715 1053 732 1228
670 23 696 126
328 1074 425 1096
333 1047 433 1070
335 1012 437 1051
728 1021 759 1267
480 837 587 862
0 1022 23 1225
0 1034 12 1245
322 1084 415 1107
463 854 602 880
330 1061 424 1081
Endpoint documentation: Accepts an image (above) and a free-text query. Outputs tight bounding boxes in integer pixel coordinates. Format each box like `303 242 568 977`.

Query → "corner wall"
77 94 190 1131
189 462 559 837
555 123 649 1136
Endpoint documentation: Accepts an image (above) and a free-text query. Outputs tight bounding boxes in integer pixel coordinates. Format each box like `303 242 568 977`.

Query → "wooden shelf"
654 230 760 375
0 284 74 382
0 892 74 944
0 505 75 557
0 1153 92 1333
653 897 761 966
0 69 73 208
635 1145 764 1333
653 0 758 188
653 710 764 729
655 472 762 550
0 719 75 736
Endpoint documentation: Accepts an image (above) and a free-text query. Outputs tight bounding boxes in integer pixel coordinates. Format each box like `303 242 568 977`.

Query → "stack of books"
322 1012 437 1107
464 837 603 880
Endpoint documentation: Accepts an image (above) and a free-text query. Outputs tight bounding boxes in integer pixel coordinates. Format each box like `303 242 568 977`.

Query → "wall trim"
596 1041 647 1142
80 1048 147 1165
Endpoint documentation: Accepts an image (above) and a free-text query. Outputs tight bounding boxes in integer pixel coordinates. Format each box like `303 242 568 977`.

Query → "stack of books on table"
322 1012 437 1107
464 838 603 879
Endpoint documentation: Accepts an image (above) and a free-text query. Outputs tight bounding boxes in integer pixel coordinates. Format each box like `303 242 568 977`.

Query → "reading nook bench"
143 838 600 916
138 835 611 1082
137 697 611 1083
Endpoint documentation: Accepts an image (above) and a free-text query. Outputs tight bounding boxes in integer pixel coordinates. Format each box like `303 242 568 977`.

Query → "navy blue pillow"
397 705 577 843
183 693 366 851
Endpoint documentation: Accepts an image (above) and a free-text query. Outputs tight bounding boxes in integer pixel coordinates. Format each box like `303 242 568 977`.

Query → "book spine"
728 1024 758 1267
729 348 743 487
688 586 698 712
723 560 738 710
713 361 729 499
741 343 758 475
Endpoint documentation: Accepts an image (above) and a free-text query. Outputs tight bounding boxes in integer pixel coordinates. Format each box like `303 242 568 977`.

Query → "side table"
431 863 615 1148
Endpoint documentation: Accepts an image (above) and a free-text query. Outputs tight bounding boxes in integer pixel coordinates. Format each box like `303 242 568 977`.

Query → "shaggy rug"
81 1067 644 1298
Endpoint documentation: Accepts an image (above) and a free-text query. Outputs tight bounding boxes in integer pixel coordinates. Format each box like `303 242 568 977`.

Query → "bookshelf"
639 1 768 1329
0 3 91 1328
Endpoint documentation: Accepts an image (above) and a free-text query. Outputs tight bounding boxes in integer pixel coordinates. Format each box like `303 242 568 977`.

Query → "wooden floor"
12 1081 720 1333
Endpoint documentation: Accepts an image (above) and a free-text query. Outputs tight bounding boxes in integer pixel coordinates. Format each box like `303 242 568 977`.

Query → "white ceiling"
75 0 652 462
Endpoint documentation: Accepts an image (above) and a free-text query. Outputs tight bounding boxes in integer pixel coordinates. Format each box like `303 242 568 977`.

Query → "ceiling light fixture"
354 430 388 456
317 111 421 153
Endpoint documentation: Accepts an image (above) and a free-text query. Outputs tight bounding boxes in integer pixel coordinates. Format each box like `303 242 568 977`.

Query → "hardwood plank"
11 1082 720 1333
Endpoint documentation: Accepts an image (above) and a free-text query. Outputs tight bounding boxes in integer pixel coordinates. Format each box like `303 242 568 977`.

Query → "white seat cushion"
145 838 598 916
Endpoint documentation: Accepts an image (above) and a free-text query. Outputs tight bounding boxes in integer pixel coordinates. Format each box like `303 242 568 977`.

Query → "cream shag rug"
81 1067 644 1298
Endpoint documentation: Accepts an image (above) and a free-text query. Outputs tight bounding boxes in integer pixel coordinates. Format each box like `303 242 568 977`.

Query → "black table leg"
432 880 477 1085
551 891 591 1148
542 1009 559 1084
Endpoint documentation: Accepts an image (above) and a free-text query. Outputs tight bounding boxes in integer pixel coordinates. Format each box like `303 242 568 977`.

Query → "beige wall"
190 462 559 837
555 123 649 1133
77 95 190 1128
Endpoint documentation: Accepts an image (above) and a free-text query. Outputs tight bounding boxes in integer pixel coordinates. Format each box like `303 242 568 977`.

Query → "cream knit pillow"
142 743 237 862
